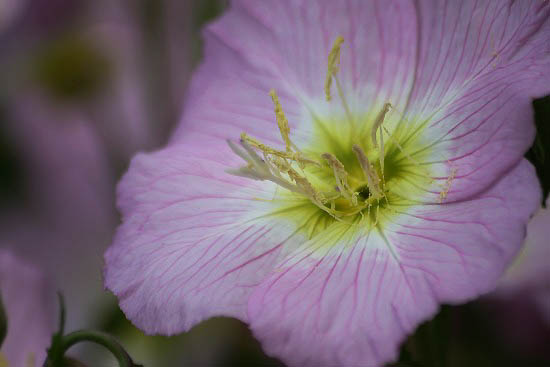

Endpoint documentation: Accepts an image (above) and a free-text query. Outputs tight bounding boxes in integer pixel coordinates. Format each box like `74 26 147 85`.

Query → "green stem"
46 330 141 367
56 292 66 336
45 293 140 367
64 331 135 366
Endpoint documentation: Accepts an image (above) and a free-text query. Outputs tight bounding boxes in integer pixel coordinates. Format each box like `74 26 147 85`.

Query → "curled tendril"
44 293 142 367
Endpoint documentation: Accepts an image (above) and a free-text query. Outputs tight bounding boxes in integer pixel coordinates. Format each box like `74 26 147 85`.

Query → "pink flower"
105 1 550 366
0 250 54 367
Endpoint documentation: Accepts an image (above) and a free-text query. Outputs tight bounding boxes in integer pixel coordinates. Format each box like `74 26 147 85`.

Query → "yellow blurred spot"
0 352 9 367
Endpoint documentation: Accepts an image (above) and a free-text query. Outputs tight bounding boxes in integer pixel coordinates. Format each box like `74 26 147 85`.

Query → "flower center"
227 96 427 226
227 37 454 238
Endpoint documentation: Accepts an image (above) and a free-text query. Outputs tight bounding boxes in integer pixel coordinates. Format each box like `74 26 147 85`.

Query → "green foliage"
526 95 550 206
0 103 24 204
0 292 6 349
394 301 550 367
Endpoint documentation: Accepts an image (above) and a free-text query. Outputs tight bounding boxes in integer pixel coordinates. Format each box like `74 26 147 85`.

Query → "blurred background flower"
0 0 549 366
0 0 174 331
0 250 54 367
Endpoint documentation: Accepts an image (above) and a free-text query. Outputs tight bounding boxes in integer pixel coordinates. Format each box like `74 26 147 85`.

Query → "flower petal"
407 0 550 201
104 144 307 334
0 250 54 367
171 0 419 145
248 159 540 367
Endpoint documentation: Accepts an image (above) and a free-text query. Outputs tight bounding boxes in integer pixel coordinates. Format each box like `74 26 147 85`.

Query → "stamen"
240 133 319 168
228 136 346 219
287 167 326 204
371 103 391 148
371 103 392 176
227 139 307 196
223 30 444 233
324 36 354 127
352 145 383 199
274 156 351 219
325 36 344 102
242 92 321 170
321 152 357 205
269 89 293 152
238 137 267 170
227 139 253 163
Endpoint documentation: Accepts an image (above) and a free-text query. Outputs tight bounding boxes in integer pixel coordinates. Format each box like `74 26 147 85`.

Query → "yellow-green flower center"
228 102 437 240
227 36 451 242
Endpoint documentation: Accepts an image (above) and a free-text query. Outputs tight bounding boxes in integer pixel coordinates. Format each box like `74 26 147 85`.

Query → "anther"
325 36 344 101
269 89 293 152
371 102 392 177
371 103 392 148
324 36 355 127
